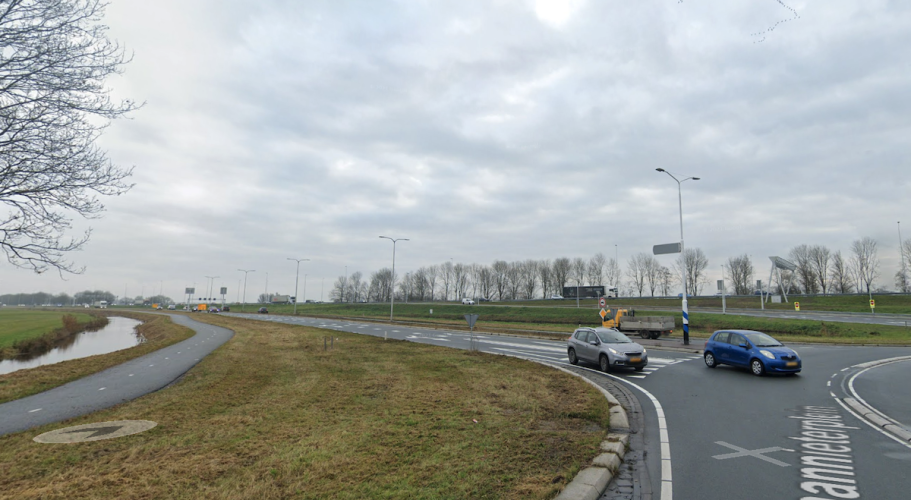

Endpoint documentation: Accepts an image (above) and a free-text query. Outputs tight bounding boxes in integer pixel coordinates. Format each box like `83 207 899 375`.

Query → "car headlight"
608 348 619 355
642 348 647 355
760 350 775 360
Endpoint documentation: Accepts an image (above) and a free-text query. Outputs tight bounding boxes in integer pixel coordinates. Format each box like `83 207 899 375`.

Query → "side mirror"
590 340 600 346
739 343 748 349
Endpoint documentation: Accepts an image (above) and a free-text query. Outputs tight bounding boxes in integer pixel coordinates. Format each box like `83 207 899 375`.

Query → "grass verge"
0 312 194 404
0 314 611 499
0 309 99 353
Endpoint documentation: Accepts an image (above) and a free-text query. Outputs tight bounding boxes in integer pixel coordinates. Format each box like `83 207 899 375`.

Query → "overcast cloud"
2 0 909 301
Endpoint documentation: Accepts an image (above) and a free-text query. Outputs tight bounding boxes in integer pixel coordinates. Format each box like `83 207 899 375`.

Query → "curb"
842 355 911 445
546 364 631 500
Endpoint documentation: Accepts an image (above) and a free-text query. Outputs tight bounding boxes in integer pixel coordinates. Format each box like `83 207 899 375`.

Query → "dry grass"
0 312 194 404
0 314 611 499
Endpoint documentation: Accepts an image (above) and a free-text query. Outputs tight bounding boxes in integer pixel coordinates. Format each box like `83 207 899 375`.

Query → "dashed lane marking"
28 408 42 413
98 387 106 391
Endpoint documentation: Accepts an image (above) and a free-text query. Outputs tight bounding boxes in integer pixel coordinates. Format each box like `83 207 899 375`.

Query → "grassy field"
0 314 612 500
0 309 97 350
0 311 194 404
245 301 911 345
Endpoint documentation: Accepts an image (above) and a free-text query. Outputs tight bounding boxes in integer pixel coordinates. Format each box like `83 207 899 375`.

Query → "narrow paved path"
0 314 233 437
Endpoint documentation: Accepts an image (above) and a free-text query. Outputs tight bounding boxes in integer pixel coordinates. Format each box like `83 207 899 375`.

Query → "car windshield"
743 332 782 347
596 330 632 344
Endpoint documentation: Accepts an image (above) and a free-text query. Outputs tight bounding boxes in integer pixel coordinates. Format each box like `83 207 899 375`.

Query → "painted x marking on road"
712 441 794 467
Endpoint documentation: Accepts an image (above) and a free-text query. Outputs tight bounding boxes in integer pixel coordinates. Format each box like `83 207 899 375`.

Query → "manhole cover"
33 420 157 443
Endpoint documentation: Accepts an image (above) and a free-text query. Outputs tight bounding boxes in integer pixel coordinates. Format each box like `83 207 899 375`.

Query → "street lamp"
379 236 409 320
656 168 700 345
204 276 219 303
238 269 255 312
288 258 310 315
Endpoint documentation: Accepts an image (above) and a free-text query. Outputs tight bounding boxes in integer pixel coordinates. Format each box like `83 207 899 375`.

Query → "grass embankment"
257 302 911 345
0 310 102 355
0 311 194 404
0 314 611 500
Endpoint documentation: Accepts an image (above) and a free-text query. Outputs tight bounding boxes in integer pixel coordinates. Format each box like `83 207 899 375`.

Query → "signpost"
794 302 800 312
599 297 607 309
870 299 875 314
185 287 195 311
465 314 479 351
653 241 688 344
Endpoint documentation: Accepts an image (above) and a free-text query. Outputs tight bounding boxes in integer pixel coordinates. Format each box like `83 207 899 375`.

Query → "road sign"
464 314 479 329
220 287 228 295
599 308 607 319
717 280 724 291
185 287 195 294
599 297 607 308
653 242 682 255
794 302 800 311
870 299 875 308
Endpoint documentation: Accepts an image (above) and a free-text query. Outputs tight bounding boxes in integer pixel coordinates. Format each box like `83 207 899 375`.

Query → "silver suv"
567 327 648 372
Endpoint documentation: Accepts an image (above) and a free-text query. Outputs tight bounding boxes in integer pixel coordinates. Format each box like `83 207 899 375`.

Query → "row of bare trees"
725 237 890 295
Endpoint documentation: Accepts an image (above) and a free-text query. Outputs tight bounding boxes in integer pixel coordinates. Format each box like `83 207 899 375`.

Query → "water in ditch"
0 317 143 375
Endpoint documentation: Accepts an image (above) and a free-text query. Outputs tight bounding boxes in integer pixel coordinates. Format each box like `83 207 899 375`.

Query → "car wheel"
599 354 611 372
568 348 578 365
650 331 660 340
639 330 649 339
704 352 717 368
751 358 765 376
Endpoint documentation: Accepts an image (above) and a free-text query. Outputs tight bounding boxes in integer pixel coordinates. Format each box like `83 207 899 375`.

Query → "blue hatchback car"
703 330 801 376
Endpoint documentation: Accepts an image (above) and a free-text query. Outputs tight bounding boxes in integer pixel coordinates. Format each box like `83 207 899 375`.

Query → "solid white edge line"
833 397 911 450
846 359 910 425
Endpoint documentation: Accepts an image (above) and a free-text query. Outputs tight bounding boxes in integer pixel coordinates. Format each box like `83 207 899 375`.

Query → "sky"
1 0 909 301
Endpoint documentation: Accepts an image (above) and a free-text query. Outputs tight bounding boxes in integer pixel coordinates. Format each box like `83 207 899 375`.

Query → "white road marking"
28 408 42 413
129 374 134 377
827 381 831 387
628 375 647 379
98 387 106 391
149 364 154 367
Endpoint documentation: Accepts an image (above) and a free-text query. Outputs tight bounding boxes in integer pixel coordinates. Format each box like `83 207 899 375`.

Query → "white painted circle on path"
33 420 158 443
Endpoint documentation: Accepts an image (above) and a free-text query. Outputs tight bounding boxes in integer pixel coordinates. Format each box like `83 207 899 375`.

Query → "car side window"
713 332 729 344
730 334 745 346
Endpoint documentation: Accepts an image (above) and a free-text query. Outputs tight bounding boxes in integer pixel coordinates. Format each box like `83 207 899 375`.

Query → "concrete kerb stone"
842 355 911 445
544 363 631 500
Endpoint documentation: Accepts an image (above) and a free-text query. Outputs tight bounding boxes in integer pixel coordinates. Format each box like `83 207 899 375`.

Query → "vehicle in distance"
567 327 648 372
600 307 675 339
167 304 176 310
549 294 564 300
258 307 269 314
222 305 230 311
461 298 475 305
703 330 801 376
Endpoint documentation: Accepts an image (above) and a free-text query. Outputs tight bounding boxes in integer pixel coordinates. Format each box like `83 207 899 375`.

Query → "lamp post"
656 168 700 345
204 276 219 304
238 269 255 312
288 258 310 315
379 236 409 320
899 222 908 293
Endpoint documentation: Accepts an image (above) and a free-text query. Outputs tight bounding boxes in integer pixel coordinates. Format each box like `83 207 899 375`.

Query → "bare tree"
349 271 364 302
604 258 621 291
808 245 831 294
626 253 649 297
369 268 393 302
507 261 522 300
538 260 552 298
726 254 754 295
896 239 911 293
425 265 438 301
673 248 709 296
475 265 495 300
789 245 818 294
643 254 662 297
1 0 140 274
492 260 509 301
453 263 469 299
519 260 539 299
587 253 606 286
829 251 854 294
440 261 453 301
551 257 572 292
851 237 880 294
658 266 675 296
571 257 587 288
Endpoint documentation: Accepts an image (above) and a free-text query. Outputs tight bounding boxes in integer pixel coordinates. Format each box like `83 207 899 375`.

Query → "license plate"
786 361 798 367
629 357 641 363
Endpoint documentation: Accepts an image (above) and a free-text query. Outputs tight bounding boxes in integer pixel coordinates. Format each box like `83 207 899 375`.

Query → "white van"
461 298 475 305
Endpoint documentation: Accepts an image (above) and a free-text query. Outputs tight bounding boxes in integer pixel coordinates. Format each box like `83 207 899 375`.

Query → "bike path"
0 314 233 437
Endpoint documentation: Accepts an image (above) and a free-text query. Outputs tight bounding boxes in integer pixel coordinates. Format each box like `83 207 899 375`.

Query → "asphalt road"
0 314 233 437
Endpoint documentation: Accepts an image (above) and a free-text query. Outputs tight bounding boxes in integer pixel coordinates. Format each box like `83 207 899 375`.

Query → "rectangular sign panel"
717 280 724 291
220 287 228 295
653 242 682 255
185 287 195 294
